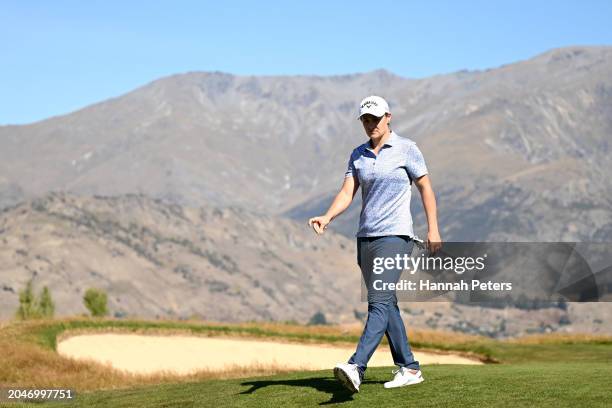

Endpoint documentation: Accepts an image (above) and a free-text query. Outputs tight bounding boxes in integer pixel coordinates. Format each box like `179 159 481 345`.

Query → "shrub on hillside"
308 311 327 325
83 288 108 317
15 279 55 320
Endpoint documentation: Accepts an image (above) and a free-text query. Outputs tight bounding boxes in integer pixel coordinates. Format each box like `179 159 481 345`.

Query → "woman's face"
360 113 391 138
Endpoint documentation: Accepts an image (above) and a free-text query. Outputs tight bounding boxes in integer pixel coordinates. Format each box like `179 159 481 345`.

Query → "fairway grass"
1 317 611 407
43 362 612 407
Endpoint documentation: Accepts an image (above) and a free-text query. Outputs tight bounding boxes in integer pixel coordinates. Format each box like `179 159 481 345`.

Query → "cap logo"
361 100 378 109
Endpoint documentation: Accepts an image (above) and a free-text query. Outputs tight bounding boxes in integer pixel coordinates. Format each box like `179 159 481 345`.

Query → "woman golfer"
308 95 441 392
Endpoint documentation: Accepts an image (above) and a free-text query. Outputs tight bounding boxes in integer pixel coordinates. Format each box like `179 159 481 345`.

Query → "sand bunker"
57 333 482 375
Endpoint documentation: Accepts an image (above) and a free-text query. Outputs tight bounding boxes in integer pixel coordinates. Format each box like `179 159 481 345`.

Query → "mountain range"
1 46 611 332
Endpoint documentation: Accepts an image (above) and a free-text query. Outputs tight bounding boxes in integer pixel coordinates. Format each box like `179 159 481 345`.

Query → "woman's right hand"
308 215 331 235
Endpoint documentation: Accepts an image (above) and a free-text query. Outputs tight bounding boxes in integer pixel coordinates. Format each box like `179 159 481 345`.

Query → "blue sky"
2 0 612 125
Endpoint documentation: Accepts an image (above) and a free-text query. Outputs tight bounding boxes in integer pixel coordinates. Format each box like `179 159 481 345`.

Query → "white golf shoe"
333 363 361 393
383 367 424 389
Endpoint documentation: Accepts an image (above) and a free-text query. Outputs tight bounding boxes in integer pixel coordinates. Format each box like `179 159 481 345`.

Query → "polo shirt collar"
366 131 398 151
384 131 399 147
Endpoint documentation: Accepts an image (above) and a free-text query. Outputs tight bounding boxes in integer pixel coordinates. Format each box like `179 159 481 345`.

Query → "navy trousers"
348 235 420 378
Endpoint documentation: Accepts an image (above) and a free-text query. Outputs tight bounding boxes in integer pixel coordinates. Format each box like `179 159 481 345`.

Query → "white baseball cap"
358 95 390 119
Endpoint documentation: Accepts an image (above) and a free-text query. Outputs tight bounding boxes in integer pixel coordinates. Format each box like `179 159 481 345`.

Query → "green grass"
484 342 612 364
3 318 612 407
36 363 612 407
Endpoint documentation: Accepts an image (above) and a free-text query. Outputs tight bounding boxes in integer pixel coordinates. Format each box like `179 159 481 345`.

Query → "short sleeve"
344 150 358 179
405 143 428 181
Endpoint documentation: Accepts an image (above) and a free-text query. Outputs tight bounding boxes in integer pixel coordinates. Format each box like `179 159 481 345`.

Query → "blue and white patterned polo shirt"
344 131 428 238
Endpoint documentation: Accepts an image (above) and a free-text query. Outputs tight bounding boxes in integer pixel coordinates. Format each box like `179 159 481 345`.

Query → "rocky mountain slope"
0 193 360 322
3 192 610 337
1 47 611 241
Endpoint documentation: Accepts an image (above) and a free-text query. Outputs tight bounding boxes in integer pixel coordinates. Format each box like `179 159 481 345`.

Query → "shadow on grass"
240 376 384 405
